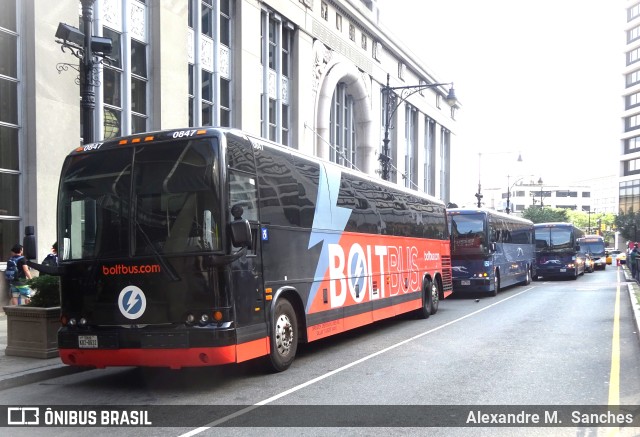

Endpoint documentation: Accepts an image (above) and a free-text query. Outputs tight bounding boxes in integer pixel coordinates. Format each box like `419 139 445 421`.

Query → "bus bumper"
57 326 270 369
535 266 577 278
453 278 493 293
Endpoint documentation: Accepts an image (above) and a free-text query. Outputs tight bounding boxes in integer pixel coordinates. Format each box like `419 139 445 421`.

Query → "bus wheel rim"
275 314 294 355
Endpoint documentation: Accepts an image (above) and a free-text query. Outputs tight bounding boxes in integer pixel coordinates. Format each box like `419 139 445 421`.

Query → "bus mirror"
230 219 251 248
23 226 37 260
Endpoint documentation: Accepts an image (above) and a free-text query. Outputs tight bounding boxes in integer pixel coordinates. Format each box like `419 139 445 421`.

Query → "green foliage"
615 209 640 242
521 207 568 224
26 275 61 307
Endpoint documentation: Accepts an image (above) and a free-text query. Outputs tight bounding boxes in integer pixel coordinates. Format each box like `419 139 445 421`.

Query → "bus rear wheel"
267 299 298 372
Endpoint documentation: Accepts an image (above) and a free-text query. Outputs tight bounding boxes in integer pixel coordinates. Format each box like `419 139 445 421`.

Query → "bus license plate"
461 280 470 286
78 335 98 349
560 268 566 272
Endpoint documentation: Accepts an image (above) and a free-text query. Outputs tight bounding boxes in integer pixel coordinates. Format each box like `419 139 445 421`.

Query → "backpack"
4 255 24 283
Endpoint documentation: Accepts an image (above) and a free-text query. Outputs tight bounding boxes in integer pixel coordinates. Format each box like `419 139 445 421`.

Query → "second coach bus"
577 234 607 270
447 209 535 295
39 127 453 372
534 222 586 279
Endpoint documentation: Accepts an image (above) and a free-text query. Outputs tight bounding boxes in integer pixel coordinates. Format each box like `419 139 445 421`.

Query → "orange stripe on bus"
306 297 422 342
236 337 270 363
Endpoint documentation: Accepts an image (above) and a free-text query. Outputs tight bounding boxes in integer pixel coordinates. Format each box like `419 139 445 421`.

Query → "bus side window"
229 171 258 222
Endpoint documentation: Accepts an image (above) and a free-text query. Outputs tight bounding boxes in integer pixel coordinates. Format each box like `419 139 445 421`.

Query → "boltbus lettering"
327 243 423 308
102 264 161 275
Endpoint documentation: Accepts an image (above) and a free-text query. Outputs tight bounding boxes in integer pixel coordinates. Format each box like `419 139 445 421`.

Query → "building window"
0 0 21 260
629 3 640 21
361 33 367 50
336 14 342 32
626 135 640 153
629 24 640 43
440 128 450 201
188 0 233 127
321 2 328 21
620 179 640 213
260 9 293 146
330 82 356 169
373 41 381 61
582 192 591 198
404 105 417 189
627 69 640 88
423 117 435 195
626 114 640 131
627 91 640 109
102 1 149 139
625 158 640 176
628 47 640 66
349 23 355 42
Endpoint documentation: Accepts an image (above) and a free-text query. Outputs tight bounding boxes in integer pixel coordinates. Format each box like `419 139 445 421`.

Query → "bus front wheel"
267 299 298 372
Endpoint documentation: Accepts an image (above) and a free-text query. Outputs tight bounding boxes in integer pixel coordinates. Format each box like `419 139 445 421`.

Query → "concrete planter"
3 305 61 359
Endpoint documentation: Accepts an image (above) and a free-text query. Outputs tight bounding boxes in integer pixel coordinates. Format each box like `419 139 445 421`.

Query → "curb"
626 282 640 346
0 364 90 391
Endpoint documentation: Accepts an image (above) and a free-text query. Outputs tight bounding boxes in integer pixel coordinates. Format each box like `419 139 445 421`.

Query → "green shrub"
26 275 61 307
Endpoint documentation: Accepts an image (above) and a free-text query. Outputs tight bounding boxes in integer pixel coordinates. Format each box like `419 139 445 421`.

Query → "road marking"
177 286 537 436
609 272 621 405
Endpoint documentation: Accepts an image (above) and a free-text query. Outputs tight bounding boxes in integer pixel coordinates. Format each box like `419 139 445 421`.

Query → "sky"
379 0 625 206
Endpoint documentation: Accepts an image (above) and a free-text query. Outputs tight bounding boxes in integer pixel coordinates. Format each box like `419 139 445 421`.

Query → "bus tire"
521 265 531 286
491 272 500 296
430 280 440 315
267 299 298 372
415 280 435 319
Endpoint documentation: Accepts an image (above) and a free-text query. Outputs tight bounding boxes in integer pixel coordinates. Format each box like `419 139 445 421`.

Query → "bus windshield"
535 227 573 252
58 138 221 260
449 213 486 254
579 239 606 256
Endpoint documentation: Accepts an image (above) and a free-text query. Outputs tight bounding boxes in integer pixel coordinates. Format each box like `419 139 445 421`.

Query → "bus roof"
533 222 575 228
447 208 533 225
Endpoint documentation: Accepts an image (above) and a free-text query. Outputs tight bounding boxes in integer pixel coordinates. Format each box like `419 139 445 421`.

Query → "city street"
1 266 639 436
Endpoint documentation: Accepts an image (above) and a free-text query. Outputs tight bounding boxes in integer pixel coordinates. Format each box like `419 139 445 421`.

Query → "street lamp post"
476 151 523 208
379 73 457 181
505 174 530 214
55 0 112 145
538 177 544 207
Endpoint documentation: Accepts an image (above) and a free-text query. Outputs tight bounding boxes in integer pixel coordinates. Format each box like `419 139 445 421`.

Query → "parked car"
607 249 621 265
618 252 627 265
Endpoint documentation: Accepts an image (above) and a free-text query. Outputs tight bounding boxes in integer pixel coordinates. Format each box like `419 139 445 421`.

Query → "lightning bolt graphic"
126 290 140 312
306 164 352 312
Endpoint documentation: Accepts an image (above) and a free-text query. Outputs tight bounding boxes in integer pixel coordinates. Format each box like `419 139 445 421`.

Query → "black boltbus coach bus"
41 128 452 371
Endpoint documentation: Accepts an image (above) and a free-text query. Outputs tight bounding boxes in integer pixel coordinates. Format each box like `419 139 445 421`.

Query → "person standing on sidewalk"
630 244 639 282
6 244 32 305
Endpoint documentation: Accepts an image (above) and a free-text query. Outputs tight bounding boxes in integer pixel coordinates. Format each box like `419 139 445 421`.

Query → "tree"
615 209 640 242
522 207 568 224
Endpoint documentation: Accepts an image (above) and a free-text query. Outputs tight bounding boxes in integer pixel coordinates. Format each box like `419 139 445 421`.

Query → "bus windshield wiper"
135 219 180 281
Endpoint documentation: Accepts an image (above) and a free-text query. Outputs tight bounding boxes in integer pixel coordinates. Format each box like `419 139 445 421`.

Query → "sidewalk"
0 266 639 392
0 310 89 391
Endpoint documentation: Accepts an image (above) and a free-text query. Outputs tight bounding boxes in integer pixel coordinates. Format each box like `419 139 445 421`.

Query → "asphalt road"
2 266 640 436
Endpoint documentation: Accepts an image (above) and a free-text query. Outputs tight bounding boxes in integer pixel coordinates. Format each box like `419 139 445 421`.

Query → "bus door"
227 170 265 332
